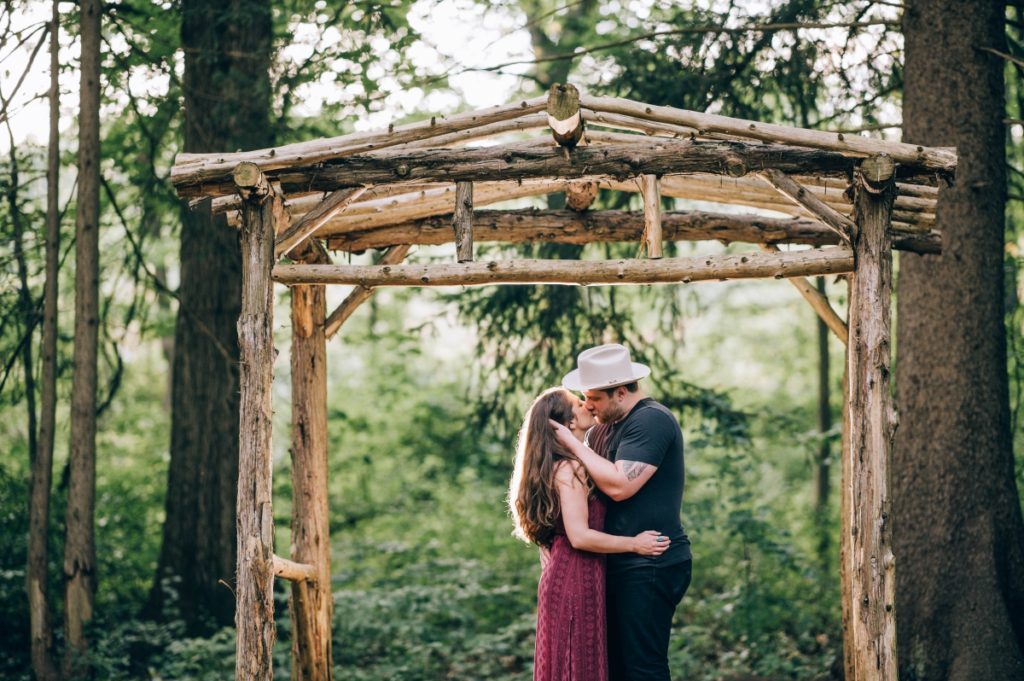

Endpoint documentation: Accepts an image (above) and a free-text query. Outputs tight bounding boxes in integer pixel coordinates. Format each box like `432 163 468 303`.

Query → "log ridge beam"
176 139 863 199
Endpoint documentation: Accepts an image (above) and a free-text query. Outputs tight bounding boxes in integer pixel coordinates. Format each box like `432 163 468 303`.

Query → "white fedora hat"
562 343 651 392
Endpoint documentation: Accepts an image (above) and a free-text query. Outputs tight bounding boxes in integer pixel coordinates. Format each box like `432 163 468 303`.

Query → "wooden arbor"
170 88 955 681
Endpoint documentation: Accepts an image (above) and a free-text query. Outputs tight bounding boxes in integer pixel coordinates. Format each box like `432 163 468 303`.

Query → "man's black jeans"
607 559 692 681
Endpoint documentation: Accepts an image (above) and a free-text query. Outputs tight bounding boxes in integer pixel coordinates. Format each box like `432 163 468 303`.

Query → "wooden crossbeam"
325 209 941 255
274 248 854 288
761 244 848 344
324 245 412 339
275 187 366 259
759 169 856 243
272 555 317 582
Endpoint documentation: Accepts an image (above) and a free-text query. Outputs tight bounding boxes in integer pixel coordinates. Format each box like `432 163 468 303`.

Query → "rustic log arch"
171 89 953 681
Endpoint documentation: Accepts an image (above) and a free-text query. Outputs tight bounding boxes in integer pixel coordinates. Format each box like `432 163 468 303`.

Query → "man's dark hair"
601 381 639 397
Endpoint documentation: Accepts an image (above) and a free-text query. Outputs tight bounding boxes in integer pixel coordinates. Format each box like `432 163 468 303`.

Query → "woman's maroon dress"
533 493 608 681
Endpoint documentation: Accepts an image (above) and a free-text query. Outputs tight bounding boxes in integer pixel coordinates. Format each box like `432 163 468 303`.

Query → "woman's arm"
551 420 657 501
554 461 669 555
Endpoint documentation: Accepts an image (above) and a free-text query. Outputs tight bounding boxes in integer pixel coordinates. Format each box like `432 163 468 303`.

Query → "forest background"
1 0 1023 679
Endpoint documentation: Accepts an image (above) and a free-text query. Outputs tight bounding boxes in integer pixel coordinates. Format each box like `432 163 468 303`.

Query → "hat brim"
562 363 651 392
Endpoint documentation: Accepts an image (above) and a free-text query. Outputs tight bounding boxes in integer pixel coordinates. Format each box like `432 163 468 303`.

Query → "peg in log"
547 83 585 148
859 154 896 194
566 180 599 211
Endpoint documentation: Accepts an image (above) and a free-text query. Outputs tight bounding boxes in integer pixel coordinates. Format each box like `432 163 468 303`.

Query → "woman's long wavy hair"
509 387 586 547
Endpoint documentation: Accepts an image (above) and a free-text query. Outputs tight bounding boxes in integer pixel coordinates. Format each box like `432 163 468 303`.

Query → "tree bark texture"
236 181 277 681
325 208 939 255
64 0 101 673
844 173 898 681
148 0 273 631
896 2 1024 679
29 3 61 678
273 248 854 288
289 281 333 680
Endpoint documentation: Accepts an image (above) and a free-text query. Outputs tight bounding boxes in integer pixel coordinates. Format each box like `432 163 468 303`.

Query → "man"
552 343 692 681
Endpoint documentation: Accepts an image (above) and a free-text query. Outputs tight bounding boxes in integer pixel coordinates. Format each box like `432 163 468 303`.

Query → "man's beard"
597 401 628 424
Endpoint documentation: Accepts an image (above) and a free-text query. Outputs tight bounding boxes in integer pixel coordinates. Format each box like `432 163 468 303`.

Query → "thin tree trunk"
147 0 273 631
64 0 101 674
8 146 38 491
814 276 831 567
896 2 1024 679
27 4 61 678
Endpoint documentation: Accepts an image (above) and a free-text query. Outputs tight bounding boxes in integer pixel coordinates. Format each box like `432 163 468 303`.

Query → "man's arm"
551 420 657 501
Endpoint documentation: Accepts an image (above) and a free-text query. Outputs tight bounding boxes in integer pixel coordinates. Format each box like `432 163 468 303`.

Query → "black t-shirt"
605 398 692 571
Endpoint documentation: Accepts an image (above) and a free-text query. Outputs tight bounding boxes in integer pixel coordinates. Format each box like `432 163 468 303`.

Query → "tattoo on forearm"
621 461 650 481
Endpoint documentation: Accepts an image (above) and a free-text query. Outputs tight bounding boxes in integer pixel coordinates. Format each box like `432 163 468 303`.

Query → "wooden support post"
760 245 848 344
640 175 663 259
547 83 585 147
274 248 854 288
453 182 473 262
324 245 412 339
288 241 333 680
760 168 855 243
234 161 278 681
843 154 898 681
275 186 366 259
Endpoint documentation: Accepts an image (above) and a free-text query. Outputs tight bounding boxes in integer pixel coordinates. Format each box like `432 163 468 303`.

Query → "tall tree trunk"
27 5 61 678
896 2 1024 679
64 0 101 674
147 0 273 631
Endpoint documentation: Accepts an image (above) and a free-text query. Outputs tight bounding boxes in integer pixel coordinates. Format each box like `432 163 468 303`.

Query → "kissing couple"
509 343 693 681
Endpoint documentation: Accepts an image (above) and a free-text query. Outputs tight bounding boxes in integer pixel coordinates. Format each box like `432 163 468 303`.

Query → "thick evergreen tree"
147 0 273 631
896 2 1024 679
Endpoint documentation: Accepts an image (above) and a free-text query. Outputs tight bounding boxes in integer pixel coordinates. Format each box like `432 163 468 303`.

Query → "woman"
509 387 670 681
